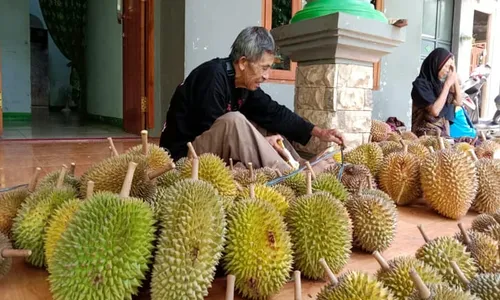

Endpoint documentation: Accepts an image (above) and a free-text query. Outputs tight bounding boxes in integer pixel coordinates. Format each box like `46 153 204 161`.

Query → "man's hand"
311 126 345 146
266 134 289 159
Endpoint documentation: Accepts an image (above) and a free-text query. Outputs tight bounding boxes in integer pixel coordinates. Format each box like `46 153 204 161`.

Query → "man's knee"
216 112 249 126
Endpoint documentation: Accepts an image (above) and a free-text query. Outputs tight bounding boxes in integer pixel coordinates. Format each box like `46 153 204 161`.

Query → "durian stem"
450 261 471 287
467 149 479 162
417 225 430 243
402 143 408 153
271 160 279 169
368 134 373 143
249 184 256 199
234 181 244 193
366 176 373 189
107 137 119 157
225 274 235 300
400 140 406 148
86 181 95 199
1 248 32 258
357 184 363 196
28 167 42 193
248 163 255 182
428 146 435 153
372 251 391 271
319 258 338 285
187 142 198 159
141 130 149 156
396 183 406 204
457 223 472 246
229 158 234 171
306 171 312 195
438 137 445 150
120 162 138 198
109 146 115 157
148 163 176 180
409 269 432 299
305 162 316 180
191 157 199 180
294 270 302 300
56 165 68 189
480 131 486 141
69 163 76 176
276 169 282 177
397 129 403 135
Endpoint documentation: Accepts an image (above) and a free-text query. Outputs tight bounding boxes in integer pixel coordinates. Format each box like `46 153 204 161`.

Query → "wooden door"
122 0 154 134
0 48 3 137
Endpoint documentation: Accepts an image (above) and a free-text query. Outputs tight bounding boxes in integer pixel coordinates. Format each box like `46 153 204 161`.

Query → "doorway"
471 10 491 119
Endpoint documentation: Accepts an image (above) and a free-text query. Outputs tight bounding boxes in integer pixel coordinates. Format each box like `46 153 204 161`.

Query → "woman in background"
411 48 462 137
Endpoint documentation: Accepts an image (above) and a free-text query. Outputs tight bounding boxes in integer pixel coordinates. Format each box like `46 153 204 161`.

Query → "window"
262 0 302 83
420 0 455 62
372 0 384 91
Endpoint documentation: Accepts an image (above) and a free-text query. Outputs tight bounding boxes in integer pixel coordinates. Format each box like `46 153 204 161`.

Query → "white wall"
0 0 31 113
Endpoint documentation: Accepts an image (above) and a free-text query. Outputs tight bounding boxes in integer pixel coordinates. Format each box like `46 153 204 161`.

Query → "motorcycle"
461 64 492 124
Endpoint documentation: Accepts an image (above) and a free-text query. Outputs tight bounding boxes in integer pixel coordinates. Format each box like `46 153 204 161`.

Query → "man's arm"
240 88 315 145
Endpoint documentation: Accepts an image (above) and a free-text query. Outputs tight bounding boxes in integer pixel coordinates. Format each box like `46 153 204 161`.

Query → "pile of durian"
0 125 498 300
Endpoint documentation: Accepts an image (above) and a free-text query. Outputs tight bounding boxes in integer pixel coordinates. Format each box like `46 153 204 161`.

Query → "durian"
12 165 77 267
455 142 475 154
407 268 479 300
48 162 156 300
346 181 397 252
419 135 451 150
0 232 32 279
455 223 500 273
420 137 478 219
311 172 348 203
371 120 391 142
451 261 500 300
401 131 418 141
387 132 403 142
273 184 296 204
471 213 499 232
286 172 352 279
232 163 269 187
373 252 444 300
0 168 41 237
156 169 181 188
282 169 307 197
37 163 80 191
316 258 395 300
415 225 477 288
237 184 289 216
151 156 226 300
325 164 375 194
344 143 384 176
179 143 237 206
475 137 500 159
379 141 403 156
223 195 293 299
126 130 174 170
468 149 500 214
378 143 422 205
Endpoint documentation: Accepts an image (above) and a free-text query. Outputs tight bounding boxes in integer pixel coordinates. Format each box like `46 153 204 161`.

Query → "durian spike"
229 158 234 171
306 171 312 195
187 142 198 159
450 261 471 287
27 167 42 193
438 137 445 150
247 162 255 182
428 146 435 153
249 184 256 199
457 223 472 246
1 248 32 258
480 131 486 141
56 165 68 189
417 225 431 243
119 162 138 198
191 157 199 180
467 149 479 161
409 269 432 299
319 258 339 285
372 251 391 271
86 181 95 199
69 163 76 176
305 161 316 180
107 137 119 157
294 270 302 300
225 274 235 300
147 162 176 180
140 130 149 156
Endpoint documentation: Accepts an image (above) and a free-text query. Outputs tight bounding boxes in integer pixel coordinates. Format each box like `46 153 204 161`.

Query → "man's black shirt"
159 57 315 160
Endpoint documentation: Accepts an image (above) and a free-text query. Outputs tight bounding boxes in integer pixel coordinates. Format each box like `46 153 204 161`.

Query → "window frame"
262 0 302 84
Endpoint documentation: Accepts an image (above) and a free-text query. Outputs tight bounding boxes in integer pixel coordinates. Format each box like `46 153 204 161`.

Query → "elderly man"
159 26 344 172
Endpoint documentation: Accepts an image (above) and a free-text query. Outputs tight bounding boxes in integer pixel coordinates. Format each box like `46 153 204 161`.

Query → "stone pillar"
271 12 406 155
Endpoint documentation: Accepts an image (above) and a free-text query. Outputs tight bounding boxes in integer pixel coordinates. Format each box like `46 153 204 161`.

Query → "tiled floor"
1 112 136 140
0 139 479 299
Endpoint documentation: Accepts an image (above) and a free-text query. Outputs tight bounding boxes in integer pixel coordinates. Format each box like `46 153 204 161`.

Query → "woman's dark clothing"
411 48 455 137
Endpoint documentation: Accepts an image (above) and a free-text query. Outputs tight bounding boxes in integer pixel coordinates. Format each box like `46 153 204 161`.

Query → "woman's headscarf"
411 48 455 122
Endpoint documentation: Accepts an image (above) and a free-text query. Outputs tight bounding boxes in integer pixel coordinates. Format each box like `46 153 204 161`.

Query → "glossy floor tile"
0 139 480 300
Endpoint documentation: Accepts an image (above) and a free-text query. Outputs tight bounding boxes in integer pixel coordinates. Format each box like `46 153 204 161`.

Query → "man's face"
238 52 274 91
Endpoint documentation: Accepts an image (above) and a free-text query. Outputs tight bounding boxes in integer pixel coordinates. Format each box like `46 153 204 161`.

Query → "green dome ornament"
291 0 388 24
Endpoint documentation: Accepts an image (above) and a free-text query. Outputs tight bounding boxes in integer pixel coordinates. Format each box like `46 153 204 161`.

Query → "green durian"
126 131 174 171
374 253 444 300
407 269 479 300
286 192 352 279
282 169 307 197
272 184 296 204
311 173 348 203
37 165 80 191
469 273 500 300
237 184 289 216
0 188 30 238
415 226 477 288
455 224 500 273
156 169 181 188
151 179 226 300
344 142 384 176
223 198 293 300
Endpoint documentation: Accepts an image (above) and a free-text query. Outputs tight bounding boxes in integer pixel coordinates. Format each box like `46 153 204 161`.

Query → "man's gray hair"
230 26 275 63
